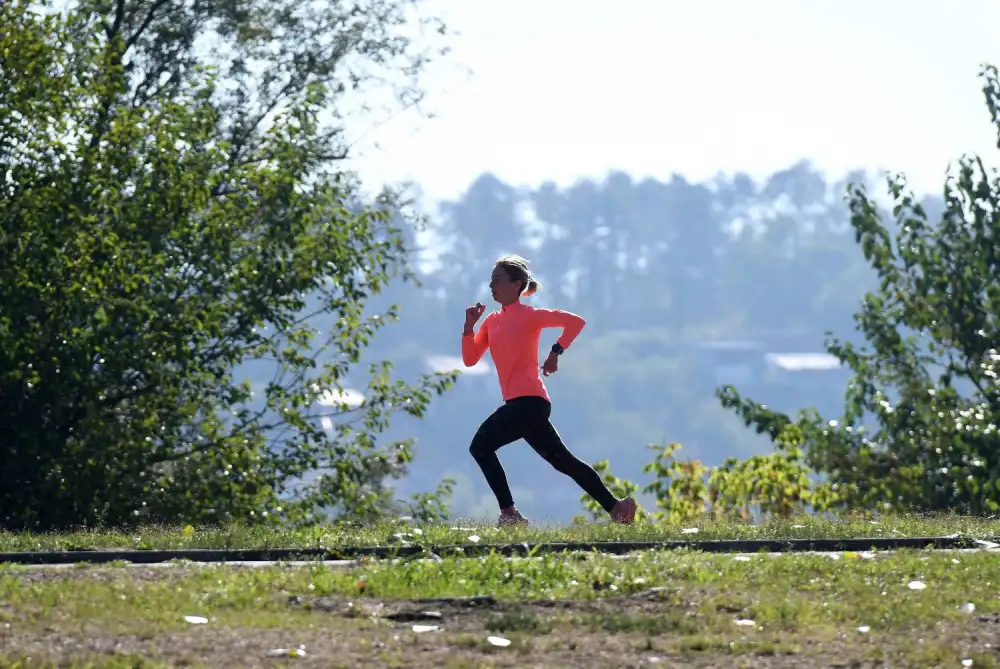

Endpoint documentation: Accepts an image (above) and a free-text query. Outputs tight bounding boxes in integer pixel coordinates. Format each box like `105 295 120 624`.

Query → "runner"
461 254 638 527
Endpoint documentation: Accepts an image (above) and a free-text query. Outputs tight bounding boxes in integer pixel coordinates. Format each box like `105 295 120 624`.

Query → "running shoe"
610 496 637 525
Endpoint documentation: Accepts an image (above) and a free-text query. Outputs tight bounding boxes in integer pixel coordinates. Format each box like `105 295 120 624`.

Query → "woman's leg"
524 419 621 514
468 402 530 511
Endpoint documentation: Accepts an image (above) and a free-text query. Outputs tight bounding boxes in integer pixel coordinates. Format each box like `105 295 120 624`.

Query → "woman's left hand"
541 352 559 376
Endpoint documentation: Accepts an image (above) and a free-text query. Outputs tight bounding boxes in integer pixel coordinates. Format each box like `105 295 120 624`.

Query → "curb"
1 535 997 565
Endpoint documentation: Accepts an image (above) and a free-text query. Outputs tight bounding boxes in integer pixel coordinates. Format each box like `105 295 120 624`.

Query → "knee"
469 433 490 461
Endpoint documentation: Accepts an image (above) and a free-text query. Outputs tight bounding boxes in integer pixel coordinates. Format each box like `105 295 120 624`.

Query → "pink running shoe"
497 508 529 528
610 496 637 525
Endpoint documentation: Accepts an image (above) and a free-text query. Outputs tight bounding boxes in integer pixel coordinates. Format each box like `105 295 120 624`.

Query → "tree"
718 65 1000 515
0 0 456 530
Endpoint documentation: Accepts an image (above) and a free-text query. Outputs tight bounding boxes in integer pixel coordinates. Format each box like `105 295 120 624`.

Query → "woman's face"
489 265 522 305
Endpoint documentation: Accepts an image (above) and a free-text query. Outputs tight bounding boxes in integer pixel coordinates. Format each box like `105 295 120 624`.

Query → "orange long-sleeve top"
461 301 586 402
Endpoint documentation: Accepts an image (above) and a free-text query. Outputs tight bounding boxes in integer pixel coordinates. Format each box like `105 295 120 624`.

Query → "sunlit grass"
0 549 996 628
1 512 998 553
0 549 998 665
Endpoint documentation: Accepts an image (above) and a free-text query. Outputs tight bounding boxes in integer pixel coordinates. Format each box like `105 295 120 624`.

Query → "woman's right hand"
465 302 486 328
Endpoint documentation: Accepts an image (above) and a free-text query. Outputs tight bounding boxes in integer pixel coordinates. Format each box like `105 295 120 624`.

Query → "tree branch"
125 0 171 51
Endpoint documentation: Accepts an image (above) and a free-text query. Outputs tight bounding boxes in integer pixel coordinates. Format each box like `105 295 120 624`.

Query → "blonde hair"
495 254 541 297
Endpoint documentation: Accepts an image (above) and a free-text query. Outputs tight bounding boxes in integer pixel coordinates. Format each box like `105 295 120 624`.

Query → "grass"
3 514 1000 666
2 512 1000 553
2 542 1000 667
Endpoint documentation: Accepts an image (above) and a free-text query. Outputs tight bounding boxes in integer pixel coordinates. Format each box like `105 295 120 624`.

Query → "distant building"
685 337 847 397
765 351 841 371
425 354 492 377
763 352 843 386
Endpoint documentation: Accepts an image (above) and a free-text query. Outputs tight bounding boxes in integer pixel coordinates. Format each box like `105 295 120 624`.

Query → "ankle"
609 497 632 511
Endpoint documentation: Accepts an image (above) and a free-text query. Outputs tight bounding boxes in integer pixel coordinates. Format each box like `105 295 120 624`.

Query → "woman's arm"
461 317 490 366
531 307 586 349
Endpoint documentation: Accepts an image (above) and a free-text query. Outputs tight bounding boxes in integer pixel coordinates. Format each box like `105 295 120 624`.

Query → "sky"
341 0 1000 206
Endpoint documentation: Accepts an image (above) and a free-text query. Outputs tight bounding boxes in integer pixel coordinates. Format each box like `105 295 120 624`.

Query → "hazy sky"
342 0 1000 204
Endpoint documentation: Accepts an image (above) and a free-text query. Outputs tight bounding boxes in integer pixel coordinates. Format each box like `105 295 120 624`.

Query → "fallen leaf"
412 625 439 633
267 646 306 658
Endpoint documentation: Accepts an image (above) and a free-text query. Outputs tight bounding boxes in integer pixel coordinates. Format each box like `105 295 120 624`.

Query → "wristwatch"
551 343 564 356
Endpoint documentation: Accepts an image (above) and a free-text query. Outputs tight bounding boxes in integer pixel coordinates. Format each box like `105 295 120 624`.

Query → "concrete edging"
1 535 996 565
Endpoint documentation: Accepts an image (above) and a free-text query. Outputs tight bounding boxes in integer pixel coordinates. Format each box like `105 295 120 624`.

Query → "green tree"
718 65 1000 515
0 0 456 530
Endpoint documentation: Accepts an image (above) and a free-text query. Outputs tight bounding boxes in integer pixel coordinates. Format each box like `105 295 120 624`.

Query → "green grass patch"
0 548 995 667
2 512 999 553
1 549 995 630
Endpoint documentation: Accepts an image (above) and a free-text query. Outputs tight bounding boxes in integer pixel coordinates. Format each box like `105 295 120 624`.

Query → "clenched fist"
541 351 559 376
465 302 486 328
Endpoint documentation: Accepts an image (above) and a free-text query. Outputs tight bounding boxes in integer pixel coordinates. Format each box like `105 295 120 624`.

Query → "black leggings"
468 395 619 513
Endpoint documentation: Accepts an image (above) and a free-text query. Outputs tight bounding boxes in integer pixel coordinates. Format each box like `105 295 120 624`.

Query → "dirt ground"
3 585 999 668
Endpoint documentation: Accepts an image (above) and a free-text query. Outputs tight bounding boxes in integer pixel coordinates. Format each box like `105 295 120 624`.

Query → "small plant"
580 426 845 523
643 443 710 522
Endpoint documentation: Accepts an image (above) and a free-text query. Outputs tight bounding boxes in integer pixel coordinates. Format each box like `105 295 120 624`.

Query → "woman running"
461 254 638 527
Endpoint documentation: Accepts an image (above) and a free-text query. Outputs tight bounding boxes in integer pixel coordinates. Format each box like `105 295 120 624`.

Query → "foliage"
0 0 456 530
577 428 842 523
717 64 1000 515
392 477 456 524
